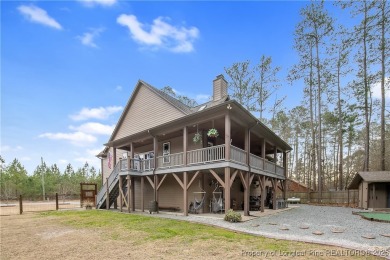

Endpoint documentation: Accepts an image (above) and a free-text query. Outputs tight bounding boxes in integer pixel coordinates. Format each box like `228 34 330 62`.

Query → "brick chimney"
213 74 227 102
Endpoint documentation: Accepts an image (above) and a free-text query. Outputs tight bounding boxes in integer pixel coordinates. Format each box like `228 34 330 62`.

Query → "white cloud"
115 85 123 91
58 159 68 165
117 14 199 53
195 94 211 103
78 0 117 7
70 106 123 121
77 27 105 48
20 156 31 161
371 78 390 99
18 5 62 30
1 145 23 153
39 131 97 146
69 122 115 135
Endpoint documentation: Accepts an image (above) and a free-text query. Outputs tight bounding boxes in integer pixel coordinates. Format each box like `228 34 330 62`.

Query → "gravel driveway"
140 205 390 258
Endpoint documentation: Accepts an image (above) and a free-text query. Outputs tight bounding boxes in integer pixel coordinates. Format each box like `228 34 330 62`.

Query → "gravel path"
138 205 390 258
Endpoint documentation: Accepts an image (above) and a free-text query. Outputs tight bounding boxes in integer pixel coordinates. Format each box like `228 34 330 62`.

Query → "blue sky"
1 0 370 174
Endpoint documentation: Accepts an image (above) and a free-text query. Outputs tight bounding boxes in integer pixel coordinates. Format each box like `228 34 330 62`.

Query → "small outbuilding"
348 171 390 210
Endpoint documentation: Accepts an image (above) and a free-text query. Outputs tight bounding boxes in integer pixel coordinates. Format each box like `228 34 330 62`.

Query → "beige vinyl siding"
134 173 204 212
102 147 127 184
114 85 185 141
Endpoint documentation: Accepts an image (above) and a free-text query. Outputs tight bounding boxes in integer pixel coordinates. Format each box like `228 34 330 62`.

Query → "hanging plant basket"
193 132 202 144
207 128 219 138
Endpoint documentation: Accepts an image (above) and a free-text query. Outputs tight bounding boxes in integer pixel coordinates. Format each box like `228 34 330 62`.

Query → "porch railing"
264 160 276 173
119 158 154 172
157 153 183 168
249 154 264 170
187 145 225 164
230 146 247 164
276 165 285 178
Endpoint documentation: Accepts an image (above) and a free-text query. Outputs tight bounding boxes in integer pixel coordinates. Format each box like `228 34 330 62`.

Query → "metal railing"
249 154 264 170
230 146 247 164
157 153 183 168
187 145 225 164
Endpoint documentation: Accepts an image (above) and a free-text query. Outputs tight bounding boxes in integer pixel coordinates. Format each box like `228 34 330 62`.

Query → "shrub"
224 209 241 223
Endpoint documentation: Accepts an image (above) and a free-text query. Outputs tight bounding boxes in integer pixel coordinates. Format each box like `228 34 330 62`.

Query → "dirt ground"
0 212 381 260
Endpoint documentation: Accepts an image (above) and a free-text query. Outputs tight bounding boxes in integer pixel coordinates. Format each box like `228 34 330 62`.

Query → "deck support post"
141 176 144 212
271 178 277 210
260 175 266 212
224 167 231 211
119 175 123 212
131 176 135 211
127 175 131 213
225 113 231 161
183 172 188 216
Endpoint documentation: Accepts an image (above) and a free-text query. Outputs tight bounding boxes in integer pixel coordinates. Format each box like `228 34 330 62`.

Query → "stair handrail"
96 162 121 208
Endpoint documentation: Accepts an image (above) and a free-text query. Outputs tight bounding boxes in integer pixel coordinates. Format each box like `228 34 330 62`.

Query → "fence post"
56 193 59 210
19 195 23 215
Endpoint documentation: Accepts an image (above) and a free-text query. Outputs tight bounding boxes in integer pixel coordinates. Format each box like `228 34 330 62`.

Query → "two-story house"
96 75 292 216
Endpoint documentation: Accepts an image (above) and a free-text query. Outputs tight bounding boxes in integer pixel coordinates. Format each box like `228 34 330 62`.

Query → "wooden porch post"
274 147 277 174
141 176 144 212
272 178 277 210
154 175 159 202
283 151 287 178
183 126 187 165
261 139 266 170
131 176 135 211
244 172 249 216
224 167 231 211
261 175 266 212
183 172 188 216
225 113 231 160
119 176 123 212
127 175 131 213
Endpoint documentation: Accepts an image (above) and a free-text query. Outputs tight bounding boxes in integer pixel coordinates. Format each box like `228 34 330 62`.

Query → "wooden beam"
271 178 277 210
230 169 238 188
183 126 188 166
131 176 135 211
141 176 144 212
225 113 231 160
119 176 123 212
172 173 184 189
153 137 158 169
157 174 167 191
183 172 188 216
238 171 247 190
224 167 231 210
127 175 131 213
260 175 265 212
187 171 200 190
244 171 249 216
249 173 255 185
209 169 225 188
146 176 154 189
261 139 266 170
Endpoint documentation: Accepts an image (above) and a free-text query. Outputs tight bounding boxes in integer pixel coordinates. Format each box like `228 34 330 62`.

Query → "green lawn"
39 210 381 259
357 212 390 222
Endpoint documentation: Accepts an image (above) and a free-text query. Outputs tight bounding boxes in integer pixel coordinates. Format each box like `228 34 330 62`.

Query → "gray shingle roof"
348 171 390 189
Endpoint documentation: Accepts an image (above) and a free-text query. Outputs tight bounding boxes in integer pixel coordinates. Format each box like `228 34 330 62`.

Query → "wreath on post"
193 132 202 144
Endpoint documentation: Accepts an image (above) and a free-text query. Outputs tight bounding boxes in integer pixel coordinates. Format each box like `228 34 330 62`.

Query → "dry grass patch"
0 210 381 259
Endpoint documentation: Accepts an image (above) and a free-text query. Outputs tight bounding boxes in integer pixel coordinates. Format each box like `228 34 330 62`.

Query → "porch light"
227 104 232 110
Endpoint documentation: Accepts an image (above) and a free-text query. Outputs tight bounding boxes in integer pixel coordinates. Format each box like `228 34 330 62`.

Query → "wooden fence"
286 190 358 206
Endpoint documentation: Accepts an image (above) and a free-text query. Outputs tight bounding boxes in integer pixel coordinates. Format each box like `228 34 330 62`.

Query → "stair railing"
96 162 121 208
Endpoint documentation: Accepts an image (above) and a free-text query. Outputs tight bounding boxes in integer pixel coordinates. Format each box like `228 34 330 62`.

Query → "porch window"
163 142 170 163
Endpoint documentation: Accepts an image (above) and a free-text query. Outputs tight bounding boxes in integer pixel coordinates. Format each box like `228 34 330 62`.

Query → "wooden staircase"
96 162 124 209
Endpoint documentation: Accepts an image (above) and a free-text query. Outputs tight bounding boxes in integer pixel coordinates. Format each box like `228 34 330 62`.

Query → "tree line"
224 1 389 192
0 156 101 201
